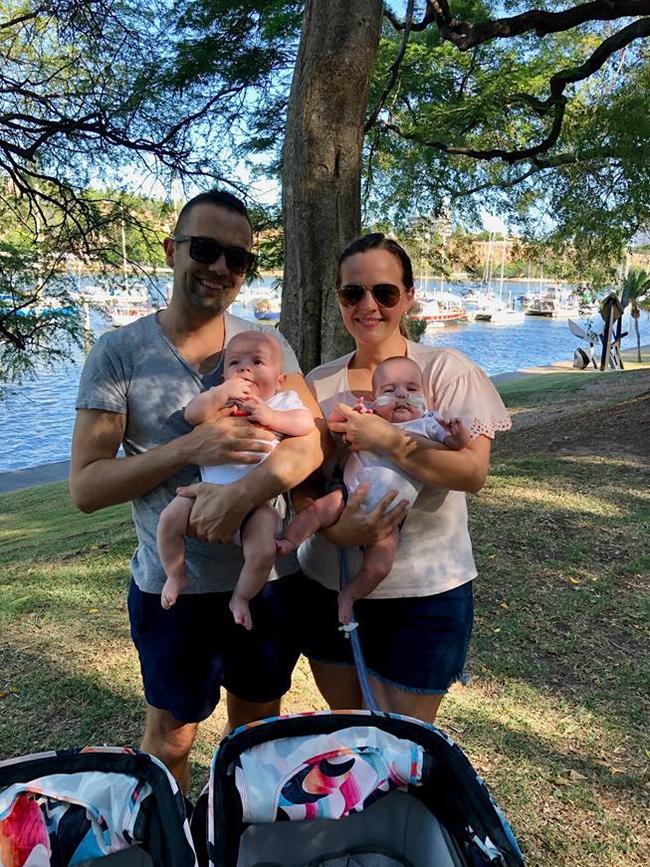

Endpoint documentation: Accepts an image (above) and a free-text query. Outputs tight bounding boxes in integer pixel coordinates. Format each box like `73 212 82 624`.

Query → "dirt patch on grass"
497 371 650 461
501 391 650 460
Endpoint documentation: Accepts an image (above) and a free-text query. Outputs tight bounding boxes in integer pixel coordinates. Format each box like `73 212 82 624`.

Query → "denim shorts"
288 572 474 695
128 575 300 723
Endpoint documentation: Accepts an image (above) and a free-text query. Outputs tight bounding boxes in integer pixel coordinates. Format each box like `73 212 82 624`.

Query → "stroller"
0 746 196 867
197 709 524 867
1 714 523 867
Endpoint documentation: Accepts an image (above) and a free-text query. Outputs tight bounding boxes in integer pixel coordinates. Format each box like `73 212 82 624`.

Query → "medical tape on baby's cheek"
374 394 427 412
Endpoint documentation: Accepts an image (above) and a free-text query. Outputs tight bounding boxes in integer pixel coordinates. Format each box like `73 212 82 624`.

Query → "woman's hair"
337 233 414 289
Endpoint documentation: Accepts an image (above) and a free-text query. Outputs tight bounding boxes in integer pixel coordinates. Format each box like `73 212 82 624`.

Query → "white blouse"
297 341 511 598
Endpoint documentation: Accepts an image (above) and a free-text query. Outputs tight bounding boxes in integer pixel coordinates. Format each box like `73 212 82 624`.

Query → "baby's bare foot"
338 592 355 626
229 594 253 630
161 575 187 610
275 537 297 557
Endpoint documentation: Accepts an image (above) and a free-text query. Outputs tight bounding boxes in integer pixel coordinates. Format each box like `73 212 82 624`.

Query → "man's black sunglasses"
172 235 257 275
336 282 403 309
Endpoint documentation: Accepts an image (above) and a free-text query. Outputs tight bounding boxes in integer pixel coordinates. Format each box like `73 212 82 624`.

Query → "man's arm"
69 408 275 513
180 373 326 542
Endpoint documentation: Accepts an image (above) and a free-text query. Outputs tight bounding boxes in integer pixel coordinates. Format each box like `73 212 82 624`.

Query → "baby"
157 331 314 628
277 356 470 625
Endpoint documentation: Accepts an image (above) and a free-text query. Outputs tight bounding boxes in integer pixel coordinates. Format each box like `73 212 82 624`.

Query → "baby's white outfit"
200 389 306 543
343 411 447 512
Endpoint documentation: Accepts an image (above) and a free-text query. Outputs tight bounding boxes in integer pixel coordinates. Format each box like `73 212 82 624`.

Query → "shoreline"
2 344 648 494
490 342 650 385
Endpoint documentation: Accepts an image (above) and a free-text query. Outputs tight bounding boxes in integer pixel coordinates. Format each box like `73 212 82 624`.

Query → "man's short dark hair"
175 189 253 234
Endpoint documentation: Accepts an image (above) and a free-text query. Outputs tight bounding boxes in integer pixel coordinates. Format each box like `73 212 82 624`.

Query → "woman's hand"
322 483 409 548
327 403 403 454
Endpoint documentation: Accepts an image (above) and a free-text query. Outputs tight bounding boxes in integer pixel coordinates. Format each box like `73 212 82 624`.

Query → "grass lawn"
1 369 649 866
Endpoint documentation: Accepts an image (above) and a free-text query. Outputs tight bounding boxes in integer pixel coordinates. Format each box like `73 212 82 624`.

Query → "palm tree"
621 269 650 362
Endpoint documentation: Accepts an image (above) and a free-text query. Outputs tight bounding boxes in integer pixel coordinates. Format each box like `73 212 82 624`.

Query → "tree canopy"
1 0 649 370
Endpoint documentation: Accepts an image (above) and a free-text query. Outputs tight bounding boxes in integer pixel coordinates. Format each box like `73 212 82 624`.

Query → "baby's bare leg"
230 504 280 631
158 496 194 609
276 490 345 556
338 529 400 625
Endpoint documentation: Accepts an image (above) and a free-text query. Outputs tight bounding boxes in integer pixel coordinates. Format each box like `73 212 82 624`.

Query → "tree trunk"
281 0 383 371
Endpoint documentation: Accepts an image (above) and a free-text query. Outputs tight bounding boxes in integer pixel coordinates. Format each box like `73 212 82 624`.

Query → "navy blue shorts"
289 572 474 695
128 575 300 723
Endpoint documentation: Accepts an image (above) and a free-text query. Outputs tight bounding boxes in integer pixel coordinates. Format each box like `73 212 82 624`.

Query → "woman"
292 233 511 722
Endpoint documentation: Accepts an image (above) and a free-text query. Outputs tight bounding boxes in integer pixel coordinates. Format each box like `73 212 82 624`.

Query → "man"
70 189 323 791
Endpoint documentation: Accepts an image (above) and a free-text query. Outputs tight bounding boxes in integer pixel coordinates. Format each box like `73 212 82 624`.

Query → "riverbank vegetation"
1 368 648 867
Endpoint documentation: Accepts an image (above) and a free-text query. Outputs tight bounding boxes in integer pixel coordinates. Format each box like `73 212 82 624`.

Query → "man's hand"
176 481 249 543
185 414 274 466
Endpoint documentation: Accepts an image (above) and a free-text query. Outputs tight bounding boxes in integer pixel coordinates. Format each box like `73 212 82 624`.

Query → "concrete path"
0 460 70 494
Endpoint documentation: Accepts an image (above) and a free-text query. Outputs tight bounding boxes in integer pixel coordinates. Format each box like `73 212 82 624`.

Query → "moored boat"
472 295 525 324
408 292 467 326
253 298 281 321
525 287 580 318
109 300 155 327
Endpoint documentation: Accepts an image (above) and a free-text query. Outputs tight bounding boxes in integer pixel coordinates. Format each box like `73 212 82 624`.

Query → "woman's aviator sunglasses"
172 235 257 275
336 282 403 309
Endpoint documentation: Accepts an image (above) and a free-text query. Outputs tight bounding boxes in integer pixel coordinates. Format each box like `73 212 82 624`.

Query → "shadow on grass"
0 643 145 759
0 643 222 794
0 552 135 645
466 454 650 736
447 698 644 804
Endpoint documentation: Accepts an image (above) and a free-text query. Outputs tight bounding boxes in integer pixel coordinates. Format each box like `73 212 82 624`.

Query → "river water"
1 279 645 472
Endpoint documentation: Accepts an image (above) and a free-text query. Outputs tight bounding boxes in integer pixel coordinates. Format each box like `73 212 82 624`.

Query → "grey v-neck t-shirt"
76 311 301 593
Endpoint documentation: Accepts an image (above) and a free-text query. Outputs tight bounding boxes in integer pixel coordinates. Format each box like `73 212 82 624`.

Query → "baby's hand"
328 399 373 424
354 396 374 414
439 416 472 450
225 377 253 403
238 395 273 426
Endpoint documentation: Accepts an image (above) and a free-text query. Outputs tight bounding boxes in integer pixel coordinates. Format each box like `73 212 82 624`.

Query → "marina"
0 277 645 473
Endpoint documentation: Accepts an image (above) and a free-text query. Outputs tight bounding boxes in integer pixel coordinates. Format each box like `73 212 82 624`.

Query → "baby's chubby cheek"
372 404 395 422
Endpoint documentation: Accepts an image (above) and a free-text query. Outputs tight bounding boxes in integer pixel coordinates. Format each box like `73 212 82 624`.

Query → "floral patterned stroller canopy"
0 714 524 867
0 747 196 867
202 711 524 867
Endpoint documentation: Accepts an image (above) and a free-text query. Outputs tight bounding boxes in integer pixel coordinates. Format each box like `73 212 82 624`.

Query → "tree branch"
384 1 442 33
0 11 42 31
387 1 650 50
384 18 650 165
458 147 619 197
366 0 415 132
0 319 27 350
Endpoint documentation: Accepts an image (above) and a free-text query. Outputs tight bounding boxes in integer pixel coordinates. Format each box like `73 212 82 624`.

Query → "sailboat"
473 232 524 323
409 227 467 327
109 222 155 327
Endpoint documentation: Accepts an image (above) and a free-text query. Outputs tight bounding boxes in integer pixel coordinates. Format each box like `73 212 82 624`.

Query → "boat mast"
499 231 506 301
121 220 129 294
